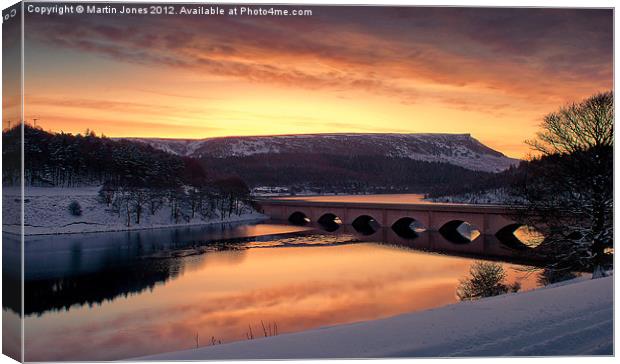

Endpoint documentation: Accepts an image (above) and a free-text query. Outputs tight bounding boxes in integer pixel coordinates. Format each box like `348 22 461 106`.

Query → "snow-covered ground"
3 187 266 235
426 188 523 205
138 276 613 359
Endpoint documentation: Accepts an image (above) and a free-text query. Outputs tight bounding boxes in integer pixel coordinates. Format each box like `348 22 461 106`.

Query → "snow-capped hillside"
124 133 519 173
121 138 205 156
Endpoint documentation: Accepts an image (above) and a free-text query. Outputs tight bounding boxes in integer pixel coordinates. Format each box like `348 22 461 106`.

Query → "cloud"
23 7 612 111
27 96 186 114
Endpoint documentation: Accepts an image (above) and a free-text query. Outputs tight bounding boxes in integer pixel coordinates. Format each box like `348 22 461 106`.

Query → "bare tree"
517 91 613 276
526 91 613 155
130 188 148 224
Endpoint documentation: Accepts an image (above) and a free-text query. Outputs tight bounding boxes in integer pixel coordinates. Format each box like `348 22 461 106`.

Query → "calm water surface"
9 195 539 361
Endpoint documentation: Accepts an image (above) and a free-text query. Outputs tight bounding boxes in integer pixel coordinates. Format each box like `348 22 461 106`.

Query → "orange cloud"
21 7 612 158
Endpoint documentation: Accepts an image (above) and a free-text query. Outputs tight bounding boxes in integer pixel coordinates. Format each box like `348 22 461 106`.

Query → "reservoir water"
6 195 544 361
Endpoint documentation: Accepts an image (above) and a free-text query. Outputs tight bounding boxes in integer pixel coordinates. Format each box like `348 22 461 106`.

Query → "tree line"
3 125 252 227
199 153 496 194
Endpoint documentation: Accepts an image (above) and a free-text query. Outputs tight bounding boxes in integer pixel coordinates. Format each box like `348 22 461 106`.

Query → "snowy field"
138 276 613 359
3 187 266 235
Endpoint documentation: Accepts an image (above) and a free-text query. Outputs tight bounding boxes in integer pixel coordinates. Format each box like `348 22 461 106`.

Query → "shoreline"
3 186 268 237
4 214 269 237
136 275 612 360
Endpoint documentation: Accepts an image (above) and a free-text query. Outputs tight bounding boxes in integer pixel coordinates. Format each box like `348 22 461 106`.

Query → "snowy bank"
3 187 267 235
425 188 523 205
137 276 613 359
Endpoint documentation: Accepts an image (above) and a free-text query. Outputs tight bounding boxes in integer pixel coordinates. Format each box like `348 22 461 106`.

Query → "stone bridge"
255 198 522 237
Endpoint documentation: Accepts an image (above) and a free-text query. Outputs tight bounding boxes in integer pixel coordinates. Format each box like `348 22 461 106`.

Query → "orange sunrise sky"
8 6 613 158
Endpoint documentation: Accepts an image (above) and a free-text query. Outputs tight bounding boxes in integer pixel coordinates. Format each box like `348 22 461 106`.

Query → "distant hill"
125 133 519 173
117 133 520 194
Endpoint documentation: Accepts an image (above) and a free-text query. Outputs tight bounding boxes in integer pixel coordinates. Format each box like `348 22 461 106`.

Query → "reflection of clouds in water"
512 226 545 248
158 232 359 272
198 249 248 268
504 265 542 289
456 222 481 242
23 227 543 361
32 259 466 360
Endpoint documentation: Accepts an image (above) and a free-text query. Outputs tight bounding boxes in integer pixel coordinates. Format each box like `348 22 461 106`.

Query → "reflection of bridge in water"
256 199 543 257
332 225 543 265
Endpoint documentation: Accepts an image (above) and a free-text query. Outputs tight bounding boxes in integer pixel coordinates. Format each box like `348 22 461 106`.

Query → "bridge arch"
391 217 425 239
496 223 544 250
317 213 342 232
352 215 381 235
439 220 481 244
288 211 311 226
384 211 429 230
